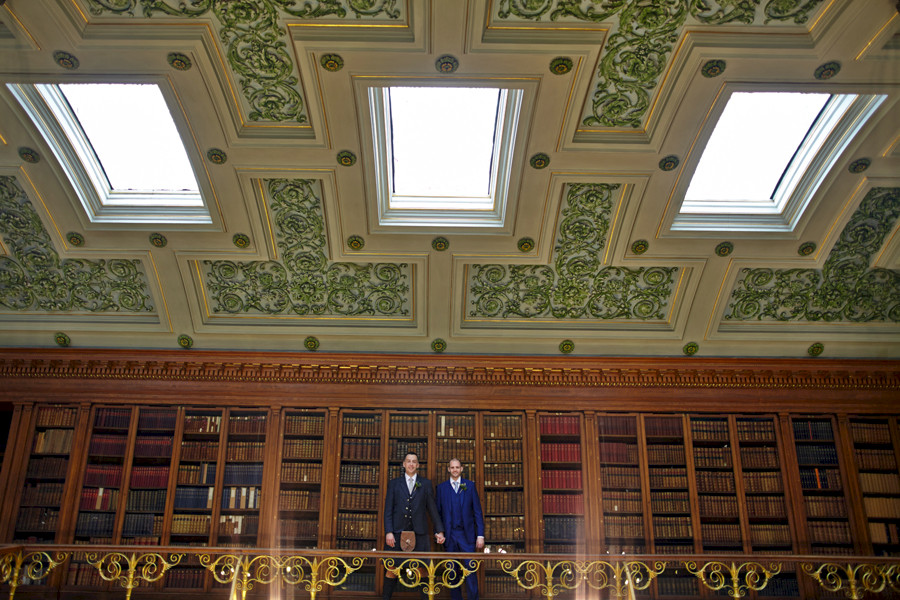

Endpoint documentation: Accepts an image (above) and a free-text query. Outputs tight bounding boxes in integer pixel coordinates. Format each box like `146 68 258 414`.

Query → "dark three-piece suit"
383 474 444 552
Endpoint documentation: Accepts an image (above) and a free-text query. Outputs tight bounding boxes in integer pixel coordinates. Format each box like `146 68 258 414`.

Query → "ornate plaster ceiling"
0 0 898 358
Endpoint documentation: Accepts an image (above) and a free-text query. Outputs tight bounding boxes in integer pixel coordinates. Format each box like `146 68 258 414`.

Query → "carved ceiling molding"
0 350 897 390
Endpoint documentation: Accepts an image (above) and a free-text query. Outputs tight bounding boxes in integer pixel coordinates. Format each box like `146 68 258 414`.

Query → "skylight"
58 83 199 193
369 84 522 228
9 81 211 224
390 87 499 201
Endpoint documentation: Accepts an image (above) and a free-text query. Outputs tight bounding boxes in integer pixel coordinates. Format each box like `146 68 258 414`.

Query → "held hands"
435 532 445 544
476 536 485 551
386 532 395 548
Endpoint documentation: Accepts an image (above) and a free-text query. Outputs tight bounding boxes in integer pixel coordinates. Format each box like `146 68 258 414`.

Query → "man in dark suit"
435 458 485 600
382 452 445 599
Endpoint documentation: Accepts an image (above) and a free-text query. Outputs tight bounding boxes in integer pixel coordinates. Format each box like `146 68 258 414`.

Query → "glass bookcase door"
278 410 326 549
217 409 266 547
388 412 430 480
538 413 585 555
849 417 900 556
691 416 743 553
598 414 645 555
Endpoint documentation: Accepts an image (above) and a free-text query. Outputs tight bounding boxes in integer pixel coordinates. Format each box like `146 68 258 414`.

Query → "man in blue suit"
382 452 444 599
435 458 485 600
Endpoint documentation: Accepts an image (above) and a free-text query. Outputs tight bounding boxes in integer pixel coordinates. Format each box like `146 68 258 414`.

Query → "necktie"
453 481 459 493
407 477 414 493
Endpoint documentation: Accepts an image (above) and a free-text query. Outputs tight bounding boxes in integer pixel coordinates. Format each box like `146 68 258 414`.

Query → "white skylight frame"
8 82 212 225
369 85 522 228
672 90 887 233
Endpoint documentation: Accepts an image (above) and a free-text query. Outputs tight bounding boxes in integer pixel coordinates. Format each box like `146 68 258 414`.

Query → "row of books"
603 490 642 514
342 414 381 437
388 439 428 461
178 463 216 485
436 415 474 438
80 487 119 511
649 467 688 489
809 521 852 544
653 517 693 538
743 471 783 493
863 496 900 519
279 489 321 510
67 562 104 587
136 408 177 430
180 440 219 461
94 408 130 429
175 486 215 509
339 487 379 510
126 489 167 512
539 415 580 435
485 490 524 514
88 434 127 456
859 472 900 495
83 464 123 487
340 463 379 484
855 448 898 470
701 522 742 545
337 513 377 538
542 493 584 514
285 413 325 436
740 446 779 468
223 463 263 485
541 468 582 489
129 465 169 488
644 417 683 438
33 429 74 454
736 420 776 442
796 444 839 465
75 512 115 536
225 441 264 461
746 495 787 518
26 456 69 479
650 491 691 514
166 567 205 588
750 523 792 545
696 471 736 493
484 439 522 462
600 466 640 489
597 416 637 437
485 415 522 438
171 514 211 534
221 486 261 509
20 483 64 506
598 441 638 463
693 446 732 468
122 513 163 536
544 515 582 539
800 467 842 490
604 515 643 538
435 438 475 461
869 521 900 544
133 436 174 457
647 444 686 464
699 495 738 517
805 495 848 518
691 419 729 441
544 543 578 554
484 463 523 486
281 462 321 483
228 414 266 435
484 574 526 595
281 518 318 539
283 438 323 459
16 507 60 532
850 421 893 444
540 442 581 462
389 414 429 437
36 407 76 428
341 438 380 460
793 420 834 441
485 515 525 540
219 514 258 535
184 414 221 434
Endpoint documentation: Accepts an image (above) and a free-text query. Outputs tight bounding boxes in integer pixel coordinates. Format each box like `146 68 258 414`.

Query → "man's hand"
476 536 485 551
435 532 445 544
386 532 395 548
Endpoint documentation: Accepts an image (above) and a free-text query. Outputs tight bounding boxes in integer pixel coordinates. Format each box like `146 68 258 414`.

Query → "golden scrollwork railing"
383 556 479 598
685 560 780 598
1 546 900 599
86 551 182 600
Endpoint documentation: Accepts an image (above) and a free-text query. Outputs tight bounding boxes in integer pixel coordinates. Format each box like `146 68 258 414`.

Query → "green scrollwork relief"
203 179 410 317
468 183 677 321
0 176 154 313
495 0 824 129
725 187 900 323
85 0 402 123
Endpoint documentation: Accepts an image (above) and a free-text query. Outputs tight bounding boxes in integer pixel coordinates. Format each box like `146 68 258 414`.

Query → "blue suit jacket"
435 478 485 545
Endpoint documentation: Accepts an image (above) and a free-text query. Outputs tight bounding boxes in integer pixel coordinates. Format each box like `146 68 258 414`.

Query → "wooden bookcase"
848 416 900 556
597 414 645 554
277 409 326 549
538 412 585 554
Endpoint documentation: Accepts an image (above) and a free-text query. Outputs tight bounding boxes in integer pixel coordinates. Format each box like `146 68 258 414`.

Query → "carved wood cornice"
0 349 897 390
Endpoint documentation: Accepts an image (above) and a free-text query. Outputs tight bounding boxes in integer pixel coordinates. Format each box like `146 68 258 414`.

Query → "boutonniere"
460 483 467 491
414 481 421 489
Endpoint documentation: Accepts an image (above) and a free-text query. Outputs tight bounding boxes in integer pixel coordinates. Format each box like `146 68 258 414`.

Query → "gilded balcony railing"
1 546 899 599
